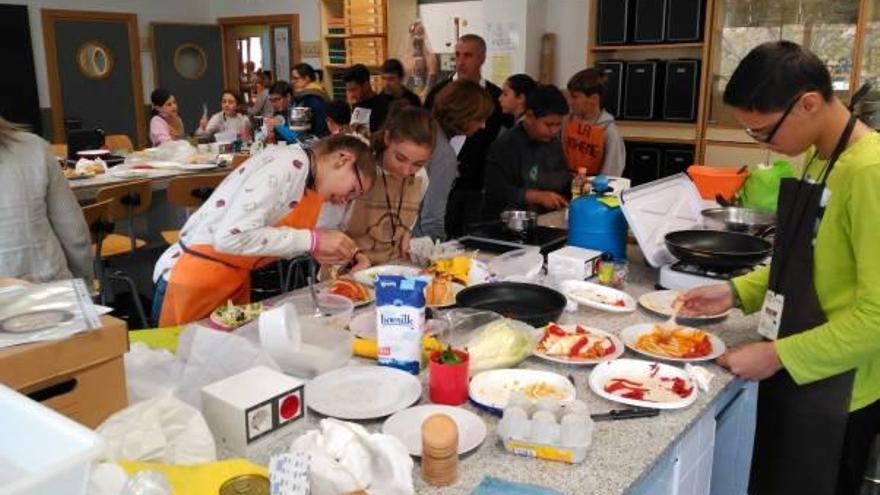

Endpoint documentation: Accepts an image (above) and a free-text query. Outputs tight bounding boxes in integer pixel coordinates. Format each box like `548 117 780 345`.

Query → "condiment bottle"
421 414 459 487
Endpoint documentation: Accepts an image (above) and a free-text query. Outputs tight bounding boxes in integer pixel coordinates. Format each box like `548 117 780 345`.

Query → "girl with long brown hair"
345 103 438 267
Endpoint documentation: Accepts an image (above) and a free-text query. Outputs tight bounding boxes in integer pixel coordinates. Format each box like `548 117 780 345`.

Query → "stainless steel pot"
701 207 776 235
289 107 312 131
500 210 537 234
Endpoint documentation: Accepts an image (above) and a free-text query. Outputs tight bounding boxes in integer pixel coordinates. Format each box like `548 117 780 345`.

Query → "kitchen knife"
591 408 660 422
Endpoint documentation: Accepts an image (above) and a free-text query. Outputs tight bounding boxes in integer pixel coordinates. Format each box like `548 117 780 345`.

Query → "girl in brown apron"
155 134 377 326
347 106 438 266
679 41 880 494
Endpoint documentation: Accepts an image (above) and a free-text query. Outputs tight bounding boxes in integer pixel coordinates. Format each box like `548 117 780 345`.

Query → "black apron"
749 115 859 495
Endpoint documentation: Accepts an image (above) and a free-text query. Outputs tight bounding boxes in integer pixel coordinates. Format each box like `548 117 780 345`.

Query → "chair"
160 173 227 245
81 198 148 329
95 180 152 255
93 180 153 328
50 143 68 159
104 134 134 154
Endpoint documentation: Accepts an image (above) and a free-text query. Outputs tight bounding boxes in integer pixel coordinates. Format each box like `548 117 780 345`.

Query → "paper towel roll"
259 303 302 361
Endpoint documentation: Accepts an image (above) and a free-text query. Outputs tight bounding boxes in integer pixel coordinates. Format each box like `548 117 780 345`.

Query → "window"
708 0 859 126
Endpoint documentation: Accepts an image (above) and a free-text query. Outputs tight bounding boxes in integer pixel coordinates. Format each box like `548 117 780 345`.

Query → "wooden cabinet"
319 0 416 100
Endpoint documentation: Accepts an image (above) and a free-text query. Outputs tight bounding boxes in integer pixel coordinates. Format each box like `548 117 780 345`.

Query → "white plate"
306 366 422 420
468 369 576 412
354 265 423 287
619 323 726 363
110 169 150 179
382 405 487 456
588 358 698 410
638 290 731 321
348 310 448 340
561 280 636 313
77 149 109 157
532 324 624 365
184 163 220 170
427 282 465 309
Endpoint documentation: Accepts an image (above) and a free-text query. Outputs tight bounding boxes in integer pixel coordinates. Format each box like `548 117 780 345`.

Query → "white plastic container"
0 383 104 495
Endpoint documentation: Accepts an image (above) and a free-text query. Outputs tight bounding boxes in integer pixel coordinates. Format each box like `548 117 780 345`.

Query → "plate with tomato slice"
532 323 624 365
322 278 374 308
560 280 636 313
589 358 698 410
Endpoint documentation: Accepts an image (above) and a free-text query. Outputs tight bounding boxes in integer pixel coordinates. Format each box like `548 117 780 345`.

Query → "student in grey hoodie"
562 68 626 177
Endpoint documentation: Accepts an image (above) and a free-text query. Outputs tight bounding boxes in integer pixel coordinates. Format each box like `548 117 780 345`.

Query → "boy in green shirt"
679 41 880 494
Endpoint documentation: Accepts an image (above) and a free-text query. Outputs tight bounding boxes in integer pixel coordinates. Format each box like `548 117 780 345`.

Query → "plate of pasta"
620 323 725 362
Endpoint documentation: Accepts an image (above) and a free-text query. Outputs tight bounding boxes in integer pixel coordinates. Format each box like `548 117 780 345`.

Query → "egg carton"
496 395 593 464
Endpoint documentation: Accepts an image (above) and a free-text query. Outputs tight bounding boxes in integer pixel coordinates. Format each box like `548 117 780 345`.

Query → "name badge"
350 107 372 127
757 290 785 340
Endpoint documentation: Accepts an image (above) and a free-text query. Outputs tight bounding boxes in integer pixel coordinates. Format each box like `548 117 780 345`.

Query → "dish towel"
470 477 566 495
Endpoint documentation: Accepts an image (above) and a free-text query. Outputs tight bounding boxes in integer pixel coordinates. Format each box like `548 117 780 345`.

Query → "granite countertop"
242 246 763 495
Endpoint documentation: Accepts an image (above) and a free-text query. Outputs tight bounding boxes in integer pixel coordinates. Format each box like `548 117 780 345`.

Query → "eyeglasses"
745 94 803 144
268 95 284 102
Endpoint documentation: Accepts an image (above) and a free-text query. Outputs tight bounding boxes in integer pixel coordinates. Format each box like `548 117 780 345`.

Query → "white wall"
11 0 213 108
544 0 589 87
210 0 322 69
416 0 588 87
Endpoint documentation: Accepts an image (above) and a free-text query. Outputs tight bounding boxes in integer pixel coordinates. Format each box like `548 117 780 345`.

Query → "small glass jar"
598 253 627 289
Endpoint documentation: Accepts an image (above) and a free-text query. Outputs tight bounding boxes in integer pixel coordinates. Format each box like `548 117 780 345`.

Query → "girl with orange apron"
154 136 375 326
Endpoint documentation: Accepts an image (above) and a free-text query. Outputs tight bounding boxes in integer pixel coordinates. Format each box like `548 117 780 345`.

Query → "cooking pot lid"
620 174 711 268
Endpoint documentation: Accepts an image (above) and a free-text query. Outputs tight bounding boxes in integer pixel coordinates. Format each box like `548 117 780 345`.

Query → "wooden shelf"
324 33 388 39
616 121 699 142
324 64 382 70
591 42 704 52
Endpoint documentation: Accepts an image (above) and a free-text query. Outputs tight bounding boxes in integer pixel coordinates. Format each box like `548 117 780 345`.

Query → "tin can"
219 474 270 495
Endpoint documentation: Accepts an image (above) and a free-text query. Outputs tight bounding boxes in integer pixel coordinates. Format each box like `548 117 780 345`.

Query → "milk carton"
375 275 428 374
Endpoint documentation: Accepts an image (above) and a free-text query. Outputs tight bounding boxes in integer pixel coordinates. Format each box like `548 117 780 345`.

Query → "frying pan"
701 207 776 235
455 282 566 328
665 230 771 269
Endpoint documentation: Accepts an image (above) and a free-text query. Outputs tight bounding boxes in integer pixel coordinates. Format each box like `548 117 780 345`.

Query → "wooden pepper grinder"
421 413 459 487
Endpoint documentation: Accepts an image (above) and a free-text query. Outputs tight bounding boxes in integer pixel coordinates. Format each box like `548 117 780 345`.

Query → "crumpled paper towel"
290 418 413 495
685 364 714 392
97 396 217 464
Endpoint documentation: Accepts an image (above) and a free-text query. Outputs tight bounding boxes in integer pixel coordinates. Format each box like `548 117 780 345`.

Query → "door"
0 4 41 135
41 10 146 146
151 23 224 135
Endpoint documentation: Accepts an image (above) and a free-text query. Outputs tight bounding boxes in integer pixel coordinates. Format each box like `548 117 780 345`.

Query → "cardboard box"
0 315 129 428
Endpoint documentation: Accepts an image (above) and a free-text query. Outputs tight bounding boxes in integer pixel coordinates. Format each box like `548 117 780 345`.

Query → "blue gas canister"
567 175 628 260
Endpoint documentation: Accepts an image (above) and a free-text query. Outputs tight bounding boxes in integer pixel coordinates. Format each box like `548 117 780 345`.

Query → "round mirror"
174 43 207 80
76 41 114 79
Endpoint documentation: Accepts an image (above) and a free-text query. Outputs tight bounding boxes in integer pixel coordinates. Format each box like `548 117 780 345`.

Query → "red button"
280 394 300 420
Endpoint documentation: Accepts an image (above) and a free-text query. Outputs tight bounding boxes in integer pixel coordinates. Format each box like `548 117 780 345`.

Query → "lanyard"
381 169 406 248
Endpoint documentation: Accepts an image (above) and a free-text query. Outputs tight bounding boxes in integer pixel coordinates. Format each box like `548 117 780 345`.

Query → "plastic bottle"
571 167 589 200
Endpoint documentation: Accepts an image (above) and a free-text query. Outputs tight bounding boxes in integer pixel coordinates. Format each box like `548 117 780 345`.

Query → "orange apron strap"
563 119 606 175
159 189 325 326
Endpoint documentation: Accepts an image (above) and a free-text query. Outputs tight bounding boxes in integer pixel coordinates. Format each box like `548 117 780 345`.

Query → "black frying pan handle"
715 194 733 207
755 225 776 239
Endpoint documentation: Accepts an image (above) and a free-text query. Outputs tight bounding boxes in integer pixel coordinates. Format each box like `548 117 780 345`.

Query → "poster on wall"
486 21 519 52
273 26 290 81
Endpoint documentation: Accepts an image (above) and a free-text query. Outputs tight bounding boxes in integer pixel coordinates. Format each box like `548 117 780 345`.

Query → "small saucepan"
500 210 537 235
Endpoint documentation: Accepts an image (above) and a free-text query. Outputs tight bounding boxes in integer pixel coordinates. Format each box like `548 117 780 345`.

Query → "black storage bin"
624 60 665 120
666 0 704 42
597 60 626 119
596 0 631 45
632 0 667 43
663 59 701 121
